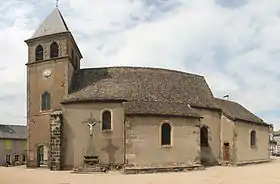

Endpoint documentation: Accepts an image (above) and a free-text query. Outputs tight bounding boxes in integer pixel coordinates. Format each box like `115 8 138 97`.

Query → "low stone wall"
236 159 272 166
123 164 204 174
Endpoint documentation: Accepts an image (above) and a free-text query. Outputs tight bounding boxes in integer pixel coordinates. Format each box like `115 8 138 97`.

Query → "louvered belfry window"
35 45 43 61
50 42 59 58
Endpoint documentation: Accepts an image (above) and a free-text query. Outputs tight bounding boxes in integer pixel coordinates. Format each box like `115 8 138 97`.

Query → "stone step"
72 166 109 174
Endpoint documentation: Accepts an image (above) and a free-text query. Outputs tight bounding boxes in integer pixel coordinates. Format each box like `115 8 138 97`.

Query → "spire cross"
56 0 59 8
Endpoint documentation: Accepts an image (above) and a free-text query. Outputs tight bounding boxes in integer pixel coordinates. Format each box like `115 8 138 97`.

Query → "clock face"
43 69 52 78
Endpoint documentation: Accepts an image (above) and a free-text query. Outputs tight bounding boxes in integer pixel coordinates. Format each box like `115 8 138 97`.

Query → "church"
25 7 271 172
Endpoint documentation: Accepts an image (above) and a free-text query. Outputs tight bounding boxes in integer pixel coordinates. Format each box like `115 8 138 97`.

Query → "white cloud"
1 0 280 129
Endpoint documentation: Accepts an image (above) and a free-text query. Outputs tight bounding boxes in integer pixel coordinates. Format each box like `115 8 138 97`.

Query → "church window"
35 45 43 61
161 123 171 146
41 91 51 111
250 130 256 147
102 110 112 130
200 126 209 147
50 42 59 58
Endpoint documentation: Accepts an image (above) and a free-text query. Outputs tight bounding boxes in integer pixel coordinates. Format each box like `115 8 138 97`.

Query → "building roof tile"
30 8 69 39
0 124 27 139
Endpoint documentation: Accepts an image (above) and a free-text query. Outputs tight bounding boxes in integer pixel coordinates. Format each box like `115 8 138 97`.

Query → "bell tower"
25 7 82 167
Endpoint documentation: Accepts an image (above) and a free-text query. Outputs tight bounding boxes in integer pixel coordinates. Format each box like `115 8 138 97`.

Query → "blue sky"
1 0 280 129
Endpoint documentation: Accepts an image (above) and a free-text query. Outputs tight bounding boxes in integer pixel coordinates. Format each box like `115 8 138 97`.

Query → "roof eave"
24 31 83 59
24 31 70 44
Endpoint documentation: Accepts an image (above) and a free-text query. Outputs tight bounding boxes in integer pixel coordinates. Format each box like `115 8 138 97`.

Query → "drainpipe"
219 112 223 163
123 119 127 165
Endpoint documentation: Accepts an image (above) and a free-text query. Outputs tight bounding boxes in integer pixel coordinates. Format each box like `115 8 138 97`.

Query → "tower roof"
30 8 69 39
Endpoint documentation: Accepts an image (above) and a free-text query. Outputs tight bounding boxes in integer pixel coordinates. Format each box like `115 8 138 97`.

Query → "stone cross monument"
82 112 101 157
82 112 100 136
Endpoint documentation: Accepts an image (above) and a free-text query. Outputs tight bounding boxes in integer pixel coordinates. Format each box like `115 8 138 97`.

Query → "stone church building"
25 8 270 172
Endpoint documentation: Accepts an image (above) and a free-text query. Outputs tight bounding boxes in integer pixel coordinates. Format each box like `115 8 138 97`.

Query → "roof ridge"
215 97 266 125
56 8 69 30
79 66 204 78
215 97 237 103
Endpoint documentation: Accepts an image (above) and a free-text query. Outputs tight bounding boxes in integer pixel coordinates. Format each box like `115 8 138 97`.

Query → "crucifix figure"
82 113 101 156
82 112 100 136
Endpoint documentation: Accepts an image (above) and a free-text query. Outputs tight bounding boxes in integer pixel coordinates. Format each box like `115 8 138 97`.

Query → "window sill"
251 146 257 149
161 145 173 148
102 129 113 133
40 110 52 114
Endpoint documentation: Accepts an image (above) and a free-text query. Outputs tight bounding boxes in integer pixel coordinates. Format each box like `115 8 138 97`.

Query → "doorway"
37 145 44 167
200 126 209 147
200 126 209 164
5 155 11 165
223 142 230 162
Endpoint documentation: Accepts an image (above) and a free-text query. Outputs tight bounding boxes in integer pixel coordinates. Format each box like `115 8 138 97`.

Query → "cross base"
84 155 99 166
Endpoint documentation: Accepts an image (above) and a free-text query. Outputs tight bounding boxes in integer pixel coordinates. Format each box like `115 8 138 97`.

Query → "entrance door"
37 145 44 167
224 143 230 161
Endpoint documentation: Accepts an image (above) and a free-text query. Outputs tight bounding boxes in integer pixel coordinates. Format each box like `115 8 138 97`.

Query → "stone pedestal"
84 155 100 166
50 111 63 171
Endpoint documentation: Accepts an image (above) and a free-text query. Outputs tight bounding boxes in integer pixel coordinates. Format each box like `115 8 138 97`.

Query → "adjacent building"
25 7 271 171
0 124 27 166
272 130 280 155
268 125 277 155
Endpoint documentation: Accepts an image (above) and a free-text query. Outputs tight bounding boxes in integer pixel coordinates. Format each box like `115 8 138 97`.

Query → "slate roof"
215 98 267 125
0 125 27 140
123 101 202 118
62 67 220 117
30 8 69 39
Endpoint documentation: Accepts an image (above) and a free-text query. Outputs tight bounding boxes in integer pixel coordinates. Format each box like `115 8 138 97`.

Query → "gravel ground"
0 158 279 184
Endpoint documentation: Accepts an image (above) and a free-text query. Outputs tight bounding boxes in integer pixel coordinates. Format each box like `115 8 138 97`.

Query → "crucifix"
82 112 101 136
82 112 101 156
56 0 59 8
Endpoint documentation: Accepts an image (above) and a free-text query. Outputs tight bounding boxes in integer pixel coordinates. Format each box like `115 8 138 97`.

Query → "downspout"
233 122 237 165
123 119 127 166
219 113 223 163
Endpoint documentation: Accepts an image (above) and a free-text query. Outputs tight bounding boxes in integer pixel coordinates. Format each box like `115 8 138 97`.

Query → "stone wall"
234 121 270 163
125 116 200 168
50 111 63 170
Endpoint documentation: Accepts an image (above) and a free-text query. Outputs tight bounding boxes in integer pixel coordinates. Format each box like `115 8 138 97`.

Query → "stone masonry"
50 111 63 171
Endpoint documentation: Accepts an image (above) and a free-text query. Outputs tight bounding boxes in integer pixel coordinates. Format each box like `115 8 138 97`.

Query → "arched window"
250 130 256 147
35 45 43 61
200 126 209 147
41 91 51 111
50 42 59 58
102 110 112 130
161 123 171 146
